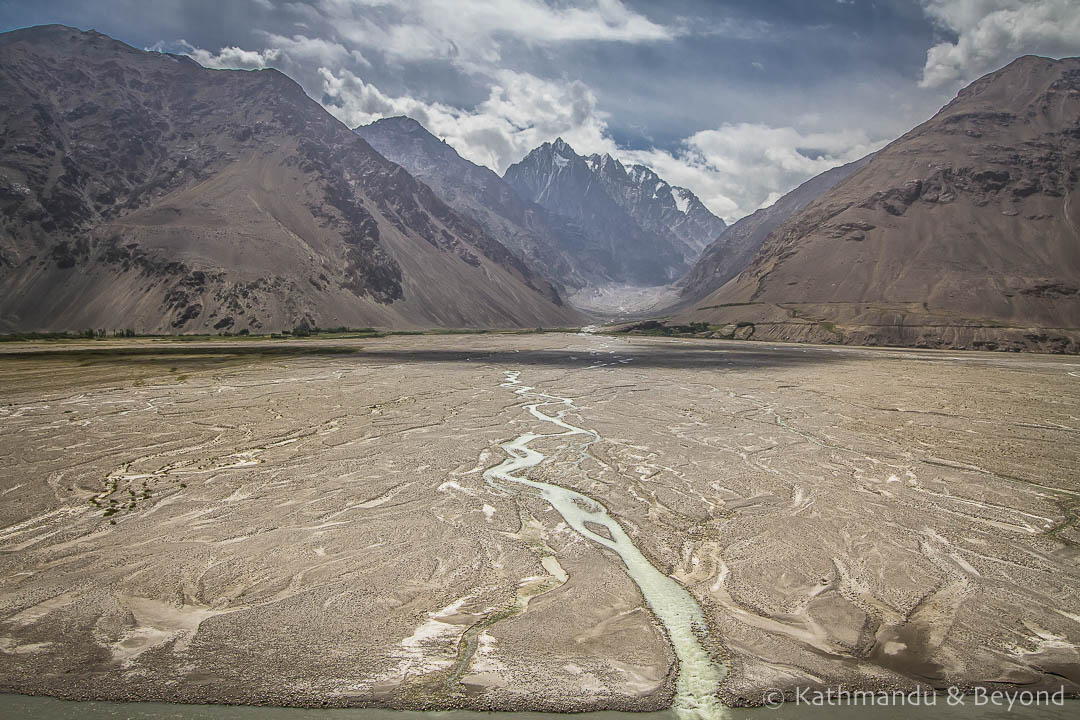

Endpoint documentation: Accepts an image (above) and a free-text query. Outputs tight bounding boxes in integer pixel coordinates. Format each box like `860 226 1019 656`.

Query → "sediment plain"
0 333 1077 712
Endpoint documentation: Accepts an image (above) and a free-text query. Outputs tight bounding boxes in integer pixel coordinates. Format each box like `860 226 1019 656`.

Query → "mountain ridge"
0 25 580 332
677 153 875 303
354 116 585 290
674 54 1080 352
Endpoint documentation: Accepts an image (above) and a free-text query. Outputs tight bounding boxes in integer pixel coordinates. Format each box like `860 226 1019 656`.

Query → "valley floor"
0 333 1077 714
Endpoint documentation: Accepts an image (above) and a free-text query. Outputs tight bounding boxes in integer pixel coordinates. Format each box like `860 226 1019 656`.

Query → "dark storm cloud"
2 0 1078 222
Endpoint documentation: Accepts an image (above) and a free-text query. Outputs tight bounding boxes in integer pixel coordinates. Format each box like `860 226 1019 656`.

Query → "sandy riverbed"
0 333 1076 712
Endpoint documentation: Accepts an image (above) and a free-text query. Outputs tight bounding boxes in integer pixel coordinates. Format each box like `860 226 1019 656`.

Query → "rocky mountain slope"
503 139 724 286
0 25 579 333
354 116 584 289
584 154 726 260
675 55 1080 352
678 154 873 302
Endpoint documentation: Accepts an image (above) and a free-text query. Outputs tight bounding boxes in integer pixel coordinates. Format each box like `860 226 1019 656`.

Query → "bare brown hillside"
0 25 580 333
677 55 1080 352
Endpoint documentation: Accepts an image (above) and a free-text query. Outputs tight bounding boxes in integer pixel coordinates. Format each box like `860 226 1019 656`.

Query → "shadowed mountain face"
583 153 726 261
678 55 1080 353
503 138 724 286
0 25 579 333
679 154 873 302
354 116 585 290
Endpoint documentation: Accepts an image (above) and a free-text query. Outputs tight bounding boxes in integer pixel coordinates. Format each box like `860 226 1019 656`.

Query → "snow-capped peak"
672 186 693 214
630 163 662 187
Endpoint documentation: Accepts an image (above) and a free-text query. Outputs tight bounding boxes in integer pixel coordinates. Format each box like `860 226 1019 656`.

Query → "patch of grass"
817 320 845 341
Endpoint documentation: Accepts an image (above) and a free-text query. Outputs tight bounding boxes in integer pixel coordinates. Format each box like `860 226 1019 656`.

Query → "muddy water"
484 371 725 719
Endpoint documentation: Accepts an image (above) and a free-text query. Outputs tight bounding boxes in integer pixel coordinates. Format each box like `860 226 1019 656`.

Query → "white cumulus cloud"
319 0 674 67
322 70 882 223
919 0 1080 88
319 67 613 174
151 34 357 71
155 40 281 69
164 1 892 225
316 63 883 222
617 124 883 223
185 42 884 224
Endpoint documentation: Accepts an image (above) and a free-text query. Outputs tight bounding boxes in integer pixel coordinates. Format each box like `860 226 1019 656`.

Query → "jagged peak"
672 186 698 203
627 163 661 187
671 186 697 214
585 152 622 175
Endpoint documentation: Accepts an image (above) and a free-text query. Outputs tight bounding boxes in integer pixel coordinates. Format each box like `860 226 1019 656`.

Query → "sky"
2 0 1079 223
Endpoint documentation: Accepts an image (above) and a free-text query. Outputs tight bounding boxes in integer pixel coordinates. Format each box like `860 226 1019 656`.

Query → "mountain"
503 138 724 286
584 154 726 260
675 55 1080 353
0 25 580 333
354 116 584 289
678 153 873 302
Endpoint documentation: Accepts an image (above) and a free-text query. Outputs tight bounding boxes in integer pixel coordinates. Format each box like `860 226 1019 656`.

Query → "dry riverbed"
0 333 1077 713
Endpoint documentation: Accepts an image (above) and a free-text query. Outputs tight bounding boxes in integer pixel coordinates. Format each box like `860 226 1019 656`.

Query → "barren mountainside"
0 25 579 333
354 116 584 289
677 55 1080 352
678 153 873 302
